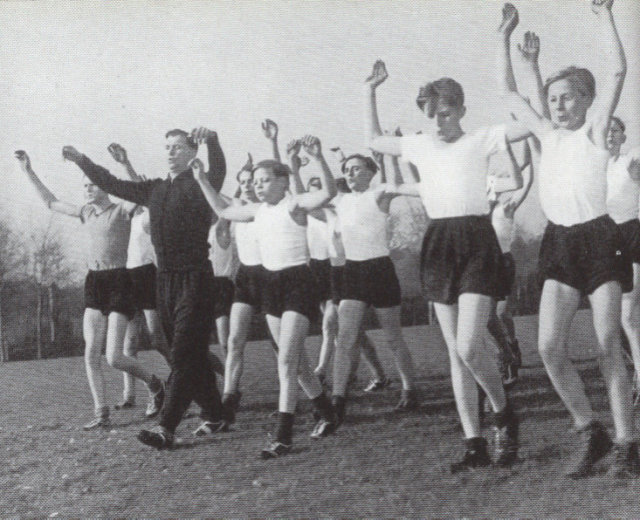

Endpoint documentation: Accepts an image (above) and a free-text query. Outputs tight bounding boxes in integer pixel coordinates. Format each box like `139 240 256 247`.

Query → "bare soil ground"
2 310 639 518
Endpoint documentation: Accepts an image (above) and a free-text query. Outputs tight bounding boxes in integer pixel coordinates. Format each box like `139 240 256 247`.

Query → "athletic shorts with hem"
213 276 234 319
261 264 319 322
84 267 135 319
538 214 632 295
342 256 401 308
309 258 332 303
617 218 640 266
128 263 157 311
420 215 505 305
233 263 266 310
331 265 345 305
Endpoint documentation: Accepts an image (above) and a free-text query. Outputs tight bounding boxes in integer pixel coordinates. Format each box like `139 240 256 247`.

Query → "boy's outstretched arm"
589 0 626 147
15 150 82 218
294 135 337 211
262 119 281 162
516 31 550 119
192 127 227 192
286 139 306 195
365 60 402 156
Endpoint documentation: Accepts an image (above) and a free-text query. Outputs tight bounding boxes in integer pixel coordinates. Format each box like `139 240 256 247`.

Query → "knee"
227 335 245 356
538 335 564 367
105 348 123 369
594 326 622 359
621 305 638 332
455 338 481 367
84 342 101 365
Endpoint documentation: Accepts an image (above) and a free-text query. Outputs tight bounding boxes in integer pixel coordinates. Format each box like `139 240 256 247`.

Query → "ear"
622 133 627 144
459 106 467 119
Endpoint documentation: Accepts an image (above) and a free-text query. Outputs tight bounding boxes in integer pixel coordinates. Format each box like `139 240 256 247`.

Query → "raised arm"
107 143 143 181
491 141 526 193
496 3 551 139
292 135 337 211
262 119 281 162
390 128 408 184
589 0 626 147
15 150 82 217
191 127 227 192
516 31 549 119
372 150 387 183
191 158 258 222
365 60 403 156
63 146 154 206
286 139 306 195
503 140 534 217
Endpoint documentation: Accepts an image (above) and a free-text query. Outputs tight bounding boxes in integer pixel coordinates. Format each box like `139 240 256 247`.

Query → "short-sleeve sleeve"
401 134 428 164
481 124 508 156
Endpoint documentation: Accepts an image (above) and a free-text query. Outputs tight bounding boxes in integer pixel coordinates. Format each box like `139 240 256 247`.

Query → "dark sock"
493 402 514 429
275 412 294 445
148 375 162 394
331 395 346 423
311 393 334 422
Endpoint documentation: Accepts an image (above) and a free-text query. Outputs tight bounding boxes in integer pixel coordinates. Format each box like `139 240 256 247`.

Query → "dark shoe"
145 379 165 419
310 418 336 439
565 421 613 479
608 442 640 479
493 405 519 466
83 415 111 431
450 437 491 473
260 435 292 459
364 377 392 393
193 420 230 436
394 389 419 412
114 398 135 410
137 426 174 450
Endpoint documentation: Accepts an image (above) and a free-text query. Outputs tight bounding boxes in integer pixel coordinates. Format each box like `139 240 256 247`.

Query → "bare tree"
0 219 26 362
30 219 71 359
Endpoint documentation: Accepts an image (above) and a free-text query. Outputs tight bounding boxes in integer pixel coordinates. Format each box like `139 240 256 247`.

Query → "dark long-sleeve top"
76 137 226 272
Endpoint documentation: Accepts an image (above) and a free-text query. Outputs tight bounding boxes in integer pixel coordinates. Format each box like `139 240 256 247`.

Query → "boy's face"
165 134 197 173
342 158 374 192
547 78 592 130
83 176 107 204
237 170 256 200
253 167 287 204
433 99 466 142
607 120 626 153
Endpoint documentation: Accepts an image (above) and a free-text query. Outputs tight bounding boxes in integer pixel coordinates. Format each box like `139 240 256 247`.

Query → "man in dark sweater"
63 127 227 448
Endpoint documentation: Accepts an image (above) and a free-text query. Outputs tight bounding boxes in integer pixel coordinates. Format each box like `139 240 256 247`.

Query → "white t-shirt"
307 212 330 261
80 202 132 271
126 208 156 268
334 190 389 261
253 195 309 271
326 210 346 267
538 125 609 227
235 220 261 267
208 221 237 278
607 153 640 224
400 125 508 219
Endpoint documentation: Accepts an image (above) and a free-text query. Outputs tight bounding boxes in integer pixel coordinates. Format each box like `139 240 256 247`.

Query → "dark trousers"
156 267 222 433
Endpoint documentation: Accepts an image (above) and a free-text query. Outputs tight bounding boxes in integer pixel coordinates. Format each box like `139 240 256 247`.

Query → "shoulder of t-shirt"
79 204 93 223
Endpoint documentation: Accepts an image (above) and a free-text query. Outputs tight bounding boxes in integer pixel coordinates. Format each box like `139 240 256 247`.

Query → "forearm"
497 33 518 94
316 154 337 201
206 136 227 192
365 86 384 145
390 156 403 185
378 159 387 183
271 139 281 163
76 155 149 205
23 167 57 207
196 176 231 217
289 164 305 195
602 9 626 79
122 160 142 182
407 162 421 183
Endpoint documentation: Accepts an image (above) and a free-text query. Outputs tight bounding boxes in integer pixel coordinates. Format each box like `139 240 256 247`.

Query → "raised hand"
591 0 614 14
62 146 83 163
372 150 384 167
330 146 346 163
14 150 31 170
287 139 302 169
365 60 388 89
517 31 540 63
189 158 207 183
301 135 322 159
190 127 217 144
261 119 278 141
498 3 519 36
241 152 253 172
107 143 128 164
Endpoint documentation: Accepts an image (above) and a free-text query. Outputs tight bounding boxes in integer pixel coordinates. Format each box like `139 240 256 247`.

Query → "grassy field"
2 310 640 518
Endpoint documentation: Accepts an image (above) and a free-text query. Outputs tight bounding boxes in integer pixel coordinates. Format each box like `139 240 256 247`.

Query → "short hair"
307 176 322 190
416 78 465 117
543 67 596 101
341 154 379 174
252 159 292 178
611 116 626 133
165 129 197 150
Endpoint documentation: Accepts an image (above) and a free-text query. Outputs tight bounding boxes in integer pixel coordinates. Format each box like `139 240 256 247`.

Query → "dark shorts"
261 264 319 321
331 265 345 305
128 263 157 311
617 219 640 265
84 267 135 319
213 276 234 319
342 256 402 308
498 252 516 299
420 215 505 305
233 263 266 310
309 258 332 303
539 215 632 295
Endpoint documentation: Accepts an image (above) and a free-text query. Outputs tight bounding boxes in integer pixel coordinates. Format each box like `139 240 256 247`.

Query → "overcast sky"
1 0 639 274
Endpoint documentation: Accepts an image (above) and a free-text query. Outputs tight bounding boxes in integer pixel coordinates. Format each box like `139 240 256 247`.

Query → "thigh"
433 302 458 352
277 311 310 363
265 314 282 349
457 293 494 344
337 299 368 342
373 305 403 342
105 311 130 356
83 308 108 350
622 263 640 308
588 280 622 347
538 279 581 350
